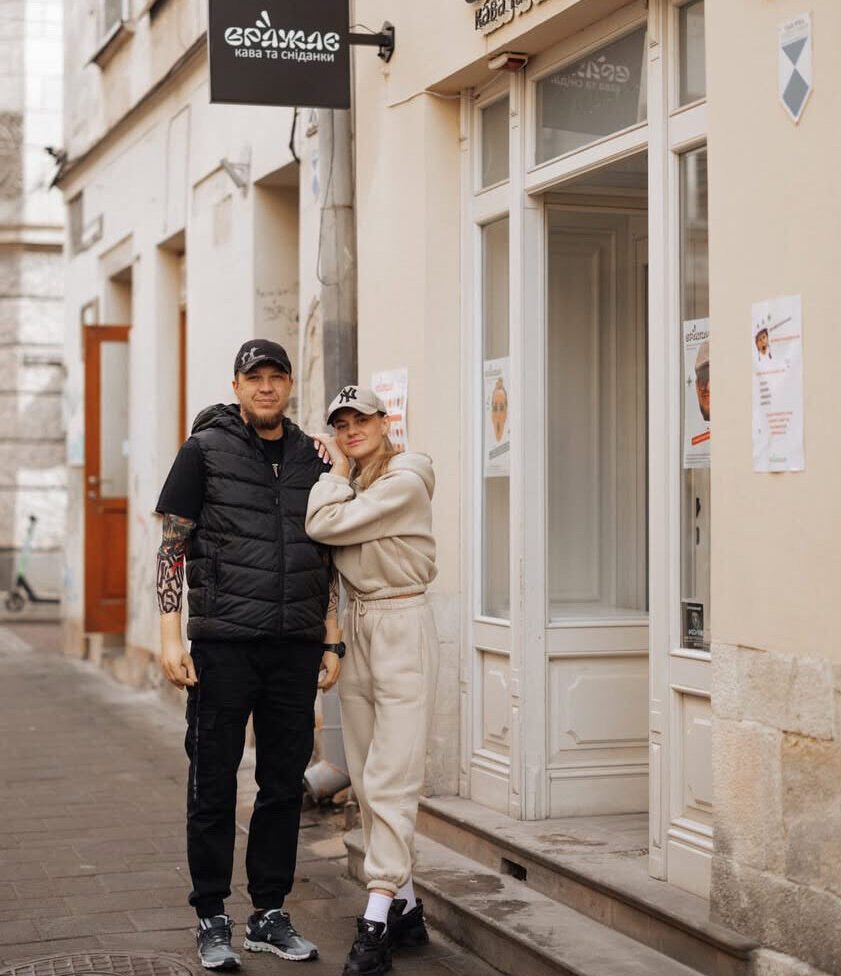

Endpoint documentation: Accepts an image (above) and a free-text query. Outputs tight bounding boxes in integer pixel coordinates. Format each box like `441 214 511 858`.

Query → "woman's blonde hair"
352 422 398 490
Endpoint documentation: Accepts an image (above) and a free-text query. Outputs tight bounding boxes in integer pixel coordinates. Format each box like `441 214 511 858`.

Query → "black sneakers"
243 908 318 961
342 918 392 976
387 898 429 949
196 915 241 970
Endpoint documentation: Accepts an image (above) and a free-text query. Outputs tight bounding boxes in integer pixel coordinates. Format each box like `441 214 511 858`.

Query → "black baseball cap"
234 339 292 376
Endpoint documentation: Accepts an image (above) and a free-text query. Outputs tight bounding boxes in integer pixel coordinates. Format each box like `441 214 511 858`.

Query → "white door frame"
458 0 711 896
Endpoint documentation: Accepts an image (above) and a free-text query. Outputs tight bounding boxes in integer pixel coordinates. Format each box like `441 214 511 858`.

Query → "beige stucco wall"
354 0 631 95
353 27 463 792
707 1 841 663
708 4 841 970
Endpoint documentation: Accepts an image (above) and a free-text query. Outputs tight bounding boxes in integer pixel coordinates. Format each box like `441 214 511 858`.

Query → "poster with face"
484 357 510 478
752 295 804 472
683 318 711 469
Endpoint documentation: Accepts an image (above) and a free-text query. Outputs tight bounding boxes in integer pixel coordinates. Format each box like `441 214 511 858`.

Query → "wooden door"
84 326 130 633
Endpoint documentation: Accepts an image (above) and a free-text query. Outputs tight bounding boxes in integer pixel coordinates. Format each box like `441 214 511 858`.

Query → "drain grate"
0 953 197 976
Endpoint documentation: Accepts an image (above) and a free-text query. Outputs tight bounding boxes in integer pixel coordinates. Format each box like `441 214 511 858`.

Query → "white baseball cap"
326 386 388 426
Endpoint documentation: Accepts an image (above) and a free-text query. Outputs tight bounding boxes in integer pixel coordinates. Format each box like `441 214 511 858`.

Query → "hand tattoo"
327 556 339 620
157 514 196 614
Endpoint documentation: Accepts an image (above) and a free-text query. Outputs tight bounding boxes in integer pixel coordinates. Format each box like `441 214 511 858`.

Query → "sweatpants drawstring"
349 594 367 641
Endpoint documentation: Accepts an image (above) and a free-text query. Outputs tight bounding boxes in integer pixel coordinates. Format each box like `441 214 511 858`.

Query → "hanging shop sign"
208 0 351 109
683 318 711 469
778 14 812 124
469 0 550 36
209 2 394 109
752 295 804 472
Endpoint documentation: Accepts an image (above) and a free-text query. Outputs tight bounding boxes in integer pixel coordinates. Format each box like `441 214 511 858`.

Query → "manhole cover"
0 953 197 976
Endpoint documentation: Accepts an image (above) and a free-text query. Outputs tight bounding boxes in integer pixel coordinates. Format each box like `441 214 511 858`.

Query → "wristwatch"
323 641 346 659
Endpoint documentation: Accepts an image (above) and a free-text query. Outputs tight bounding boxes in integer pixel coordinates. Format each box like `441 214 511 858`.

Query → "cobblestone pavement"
0 625 499 976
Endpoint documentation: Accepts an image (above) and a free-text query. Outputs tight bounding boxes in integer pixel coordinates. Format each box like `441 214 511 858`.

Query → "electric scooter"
5 515 60 612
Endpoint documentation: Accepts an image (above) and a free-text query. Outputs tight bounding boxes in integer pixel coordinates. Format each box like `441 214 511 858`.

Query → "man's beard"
244 406 285 431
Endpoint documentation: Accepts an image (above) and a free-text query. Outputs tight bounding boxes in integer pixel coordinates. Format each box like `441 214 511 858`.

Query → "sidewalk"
0 625 499 976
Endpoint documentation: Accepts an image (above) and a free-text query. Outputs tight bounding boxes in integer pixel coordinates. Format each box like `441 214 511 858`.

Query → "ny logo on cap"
339 386 358 404
240 346 259 371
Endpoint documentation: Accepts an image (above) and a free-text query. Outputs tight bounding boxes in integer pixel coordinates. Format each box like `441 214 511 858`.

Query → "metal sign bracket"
348 22 395 63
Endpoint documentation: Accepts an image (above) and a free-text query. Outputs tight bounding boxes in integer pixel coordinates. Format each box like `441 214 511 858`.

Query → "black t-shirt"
156 434 286 521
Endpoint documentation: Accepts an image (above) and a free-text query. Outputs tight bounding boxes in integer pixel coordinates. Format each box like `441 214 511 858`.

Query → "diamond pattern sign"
778 14 812 123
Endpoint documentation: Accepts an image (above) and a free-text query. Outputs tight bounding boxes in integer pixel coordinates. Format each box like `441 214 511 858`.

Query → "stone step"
417 795 757 976
346 828 708 976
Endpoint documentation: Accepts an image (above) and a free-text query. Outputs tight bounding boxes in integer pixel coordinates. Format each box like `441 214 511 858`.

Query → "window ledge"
89 20 135 69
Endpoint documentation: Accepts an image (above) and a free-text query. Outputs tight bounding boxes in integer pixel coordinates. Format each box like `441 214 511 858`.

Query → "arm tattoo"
326 556 339 621
157 515 196 614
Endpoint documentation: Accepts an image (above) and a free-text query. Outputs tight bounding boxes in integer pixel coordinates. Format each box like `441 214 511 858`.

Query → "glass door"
543 183 651 817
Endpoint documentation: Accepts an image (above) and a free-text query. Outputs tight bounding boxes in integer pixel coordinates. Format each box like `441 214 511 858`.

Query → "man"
156 339 343 969
755 323 772 360
694 339 710 422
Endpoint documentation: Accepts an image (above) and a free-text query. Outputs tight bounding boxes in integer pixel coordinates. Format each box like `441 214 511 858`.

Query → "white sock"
363 892 393 926
396 879 417 914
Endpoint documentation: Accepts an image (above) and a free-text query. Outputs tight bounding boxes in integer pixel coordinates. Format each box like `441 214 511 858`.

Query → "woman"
305 385 439 976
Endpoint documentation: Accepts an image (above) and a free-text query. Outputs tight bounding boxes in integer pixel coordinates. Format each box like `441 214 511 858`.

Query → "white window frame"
475 77 512 194
459 4 713 897
524 2 649 186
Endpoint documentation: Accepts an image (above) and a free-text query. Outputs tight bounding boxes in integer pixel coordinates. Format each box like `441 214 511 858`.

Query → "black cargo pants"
185 640 323 918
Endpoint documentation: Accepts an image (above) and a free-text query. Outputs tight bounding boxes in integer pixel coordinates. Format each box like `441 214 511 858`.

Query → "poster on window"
483 357 511 478
683 318 711 469
371 367 408 453
752 295 804 472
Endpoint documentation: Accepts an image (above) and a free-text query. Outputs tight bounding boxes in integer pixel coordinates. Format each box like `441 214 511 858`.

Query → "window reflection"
482 97 510 188
481 218 510 619
536 27 648 165
679 148 710 649
679 1 706 106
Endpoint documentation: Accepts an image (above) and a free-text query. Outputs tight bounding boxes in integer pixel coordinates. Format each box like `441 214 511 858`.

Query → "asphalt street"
0 624 498 976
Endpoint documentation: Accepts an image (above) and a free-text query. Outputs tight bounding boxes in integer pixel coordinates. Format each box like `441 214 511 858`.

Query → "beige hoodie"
305 453 437 600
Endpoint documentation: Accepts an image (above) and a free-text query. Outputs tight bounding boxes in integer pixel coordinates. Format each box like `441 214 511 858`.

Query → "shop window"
536 27 648 166
678 1 706 105
679 147 710 650
481 96 510 188
481 217 510 619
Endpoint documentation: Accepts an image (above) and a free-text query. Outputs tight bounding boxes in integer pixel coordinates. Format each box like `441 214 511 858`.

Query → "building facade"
60 0 841 972
350 0 840 972
0 0 65 597
59 0 330 676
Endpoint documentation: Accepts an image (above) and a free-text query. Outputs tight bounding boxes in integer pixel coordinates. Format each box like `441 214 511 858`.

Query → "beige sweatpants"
339 593 440 893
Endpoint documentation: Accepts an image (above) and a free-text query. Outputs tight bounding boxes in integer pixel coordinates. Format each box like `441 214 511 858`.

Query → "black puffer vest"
185 404 329 643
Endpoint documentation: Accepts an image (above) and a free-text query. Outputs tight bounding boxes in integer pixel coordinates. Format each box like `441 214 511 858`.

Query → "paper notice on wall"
752 295 804 472
484 357 511 478
371 368 408 453
683 318 711 469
